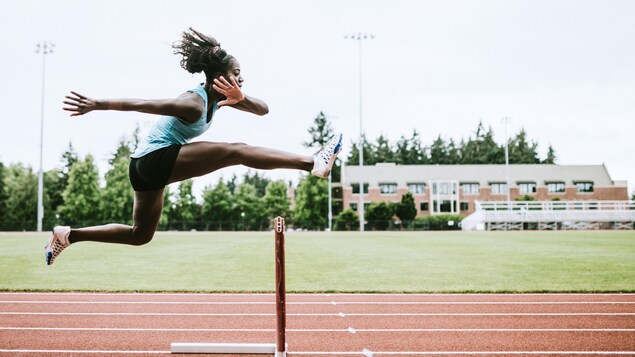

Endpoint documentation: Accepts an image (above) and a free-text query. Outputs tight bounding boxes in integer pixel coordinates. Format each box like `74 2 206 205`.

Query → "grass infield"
0 230 633 293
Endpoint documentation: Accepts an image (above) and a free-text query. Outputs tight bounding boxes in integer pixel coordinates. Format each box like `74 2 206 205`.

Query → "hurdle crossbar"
170 217 287 356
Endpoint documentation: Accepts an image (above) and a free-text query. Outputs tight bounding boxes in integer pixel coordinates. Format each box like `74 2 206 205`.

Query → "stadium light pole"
36 42 54 232
344 33 373 232
502 117 512 209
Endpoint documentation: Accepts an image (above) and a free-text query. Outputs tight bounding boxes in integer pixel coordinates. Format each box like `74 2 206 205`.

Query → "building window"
576 182 594 193
379 183 398 194
350 203 358 211
420 202 429 211
460 202 469 211
518 182 537 194
351 183 369 194
490 183 508 195
547 182 565 193
439 200 453 213
461 183 479 195
408 183 426 194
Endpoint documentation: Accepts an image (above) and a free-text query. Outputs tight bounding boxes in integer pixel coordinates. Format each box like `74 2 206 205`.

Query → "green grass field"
1 230 633 292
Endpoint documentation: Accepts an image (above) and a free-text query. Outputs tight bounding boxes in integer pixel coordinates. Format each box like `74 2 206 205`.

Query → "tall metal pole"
345 33 373 232
502 117 511 209
328 171 332 231
36 42 54 232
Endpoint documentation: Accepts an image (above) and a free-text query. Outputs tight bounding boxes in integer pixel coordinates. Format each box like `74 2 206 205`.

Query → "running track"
0 293 634 356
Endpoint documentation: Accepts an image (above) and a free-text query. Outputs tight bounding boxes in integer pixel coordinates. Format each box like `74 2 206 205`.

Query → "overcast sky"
1 0 633 198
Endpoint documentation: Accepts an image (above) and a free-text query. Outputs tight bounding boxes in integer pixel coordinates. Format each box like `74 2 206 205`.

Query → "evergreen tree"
100 140 134 224
159 186 172 230
446 139 461 164
293 175 328 230
0 161 7 229
430 135 449 164
395 192 417 227
226 174 238 194
234 183 266 230
460 122 504 164
131 123 142 152
58 155 102 227
508 129 540 164
303 111 334 147
43 170 60 229
543 145 557 164
242 170 271 197
263 180 292 223
373 134 395 163
49 142 79 215
201 179 234 230
395 130 428 164
303 111 342 181
2 164 42 230
171 180 200 230
346 135 374 166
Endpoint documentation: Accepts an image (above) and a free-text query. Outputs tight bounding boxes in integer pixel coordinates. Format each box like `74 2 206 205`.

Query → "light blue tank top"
131 84 218 158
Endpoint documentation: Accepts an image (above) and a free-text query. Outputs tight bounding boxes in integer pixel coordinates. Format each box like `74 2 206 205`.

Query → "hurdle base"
171 342 285 355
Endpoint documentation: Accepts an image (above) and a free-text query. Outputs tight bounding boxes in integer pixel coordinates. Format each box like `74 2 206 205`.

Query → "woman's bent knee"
130 226 155 246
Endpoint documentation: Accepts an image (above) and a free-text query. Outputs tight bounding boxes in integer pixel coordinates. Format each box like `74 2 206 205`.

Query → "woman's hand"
212 76 245 107
63 91 100 116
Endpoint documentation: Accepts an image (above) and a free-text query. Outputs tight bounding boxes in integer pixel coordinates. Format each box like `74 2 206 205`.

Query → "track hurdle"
171 217 287 356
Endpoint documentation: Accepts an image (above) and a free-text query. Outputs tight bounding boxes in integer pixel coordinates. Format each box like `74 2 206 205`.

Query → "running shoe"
311 133 343 178
45 226 71 266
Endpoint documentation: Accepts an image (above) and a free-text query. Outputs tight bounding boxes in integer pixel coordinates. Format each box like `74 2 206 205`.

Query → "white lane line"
2 312 633 317
1 300 633 305
0 350 169 354
1 350 634 355
292 352 635 356
0 312 277 316
2 292 634 296
1 327 633 332
356 328 635 332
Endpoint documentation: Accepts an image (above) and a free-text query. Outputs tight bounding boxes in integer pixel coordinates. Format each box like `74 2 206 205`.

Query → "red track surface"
0 293 634 356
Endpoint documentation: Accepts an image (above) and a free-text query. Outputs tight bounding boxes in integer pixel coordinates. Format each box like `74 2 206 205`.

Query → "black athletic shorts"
129 145 182 192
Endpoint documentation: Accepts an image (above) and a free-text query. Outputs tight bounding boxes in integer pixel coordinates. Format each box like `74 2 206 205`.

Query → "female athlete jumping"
46 28 342 265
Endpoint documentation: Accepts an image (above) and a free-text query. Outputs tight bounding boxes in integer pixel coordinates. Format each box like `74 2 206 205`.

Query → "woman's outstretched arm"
63 91 204 123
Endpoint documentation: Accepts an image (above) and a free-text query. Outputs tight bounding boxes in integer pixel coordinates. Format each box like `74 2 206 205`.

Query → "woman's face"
224 59 244 88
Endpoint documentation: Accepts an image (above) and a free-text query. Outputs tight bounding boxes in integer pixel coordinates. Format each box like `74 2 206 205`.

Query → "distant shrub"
334 209 359 231
366 201 396 231
414 214 463 231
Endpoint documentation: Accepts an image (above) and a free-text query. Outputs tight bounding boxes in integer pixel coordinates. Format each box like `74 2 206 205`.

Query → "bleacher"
461 200 635 231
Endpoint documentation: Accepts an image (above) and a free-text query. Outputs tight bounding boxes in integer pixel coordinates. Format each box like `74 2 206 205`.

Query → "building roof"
341 163 621 187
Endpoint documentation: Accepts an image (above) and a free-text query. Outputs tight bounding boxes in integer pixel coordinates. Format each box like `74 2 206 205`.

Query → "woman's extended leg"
45 189 164 265
68 189 165 245
168 142 314 183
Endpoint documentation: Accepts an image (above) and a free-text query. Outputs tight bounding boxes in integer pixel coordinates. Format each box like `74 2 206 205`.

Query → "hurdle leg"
274 217 287 357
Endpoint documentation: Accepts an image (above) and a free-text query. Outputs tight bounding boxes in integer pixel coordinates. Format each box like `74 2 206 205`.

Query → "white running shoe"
45 226 71 266
311 133 343 178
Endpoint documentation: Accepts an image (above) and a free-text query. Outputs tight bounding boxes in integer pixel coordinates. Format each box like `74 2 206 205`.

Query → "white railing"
475 200 635 212
463 200 635 230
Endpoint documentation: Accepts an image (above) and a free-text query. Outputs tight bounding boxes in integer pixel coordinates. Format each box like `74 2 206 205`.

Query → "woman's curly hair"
172 28 234 79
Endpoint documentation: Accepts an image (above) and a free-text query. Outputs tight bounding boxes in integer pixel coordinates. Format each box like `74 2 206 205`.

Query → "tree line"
0 114 561 231
0 139 330 231
347 121 556 165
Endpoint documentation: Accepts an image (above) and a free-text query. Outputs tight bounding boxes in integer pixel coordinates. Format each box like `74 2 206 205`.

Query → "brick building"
338 163 628 217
